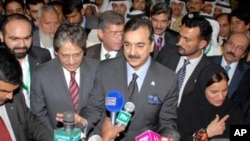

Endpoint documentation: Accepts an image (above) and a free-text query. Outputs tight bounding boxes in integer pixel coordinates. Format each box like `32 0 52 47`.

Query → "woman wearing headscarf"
177 64 243 141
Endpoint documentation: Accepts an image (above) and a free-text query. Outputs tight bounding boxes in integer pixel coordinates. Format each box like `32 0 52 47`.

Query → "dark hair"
229 9 250 25
1 13 31 36
182 12 212 43
3 0 24 11
48 0 63 7
53 23 87 52
215 12 230 21
0 48 22 85
62 0 82 15
26 0 44 10
206 72 229 87
124 18 154 42
98 10 125 31
150 2 172 20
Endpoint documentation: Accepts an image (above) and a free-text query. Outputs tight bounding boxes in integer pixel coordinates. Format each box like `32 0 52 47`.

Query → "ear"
150 40 155 53
97 29 104 40
199 40 208 50
0 31 3 43
36 19 42 28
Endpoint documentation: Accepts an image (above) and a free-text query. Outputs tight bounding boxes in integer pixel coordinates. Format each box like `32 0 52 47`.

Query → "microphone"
135 130 161 141
105 90 125 125
116 101 135 127
161 130 180 141
54 111 82 141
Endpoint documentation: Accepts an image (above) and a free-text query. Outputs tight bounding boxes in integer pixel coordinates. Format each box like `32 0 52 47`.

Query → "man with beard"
0 13 51 108
33 5 60 58
209 32 250 99
157 13 214 107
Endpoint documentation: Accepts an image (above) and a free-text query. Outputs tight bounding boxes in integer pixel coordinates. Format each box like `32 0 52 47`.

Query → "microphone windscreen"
105 90 125 112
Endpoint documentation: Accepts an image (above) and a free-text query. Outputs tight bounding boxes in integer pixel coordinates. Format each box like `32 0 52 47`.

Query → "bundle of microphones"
53 90 180 141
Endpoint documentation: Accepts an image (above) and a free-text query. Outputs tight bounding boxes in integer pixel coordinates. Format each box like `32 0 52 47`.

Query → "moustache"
128 55 140 59
226 52 235 57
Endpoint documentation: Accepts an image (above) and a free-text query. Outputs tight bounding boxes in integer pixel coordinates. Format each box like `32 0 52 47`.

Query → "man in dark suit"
0 47 53 141
31 23 100 130
85 10 125 61
79 18 179 140
209 32 250 99
149 2 179 58
1 13 51 108
157 13 213 106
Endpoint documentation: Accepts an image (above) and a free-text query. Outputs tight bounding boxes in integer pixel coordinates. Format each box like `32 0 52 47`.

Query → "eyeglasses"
225 40 246 52
104 30 124 38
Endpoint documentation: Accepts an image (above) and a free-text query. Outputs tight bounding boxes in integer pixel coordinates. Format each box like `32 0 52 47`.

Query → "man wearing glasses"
85 10 125 61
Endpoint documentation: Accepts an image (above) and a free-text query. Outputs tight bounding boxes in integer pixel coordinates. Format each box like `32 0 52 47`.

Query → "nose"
6 93 13 100
218 93 224 100
19 39 26 47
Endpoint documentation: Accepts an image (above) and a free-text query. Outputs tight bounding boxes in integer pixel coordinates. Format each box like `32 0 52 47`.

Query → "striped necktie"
69 71 79 112
177 59 190 90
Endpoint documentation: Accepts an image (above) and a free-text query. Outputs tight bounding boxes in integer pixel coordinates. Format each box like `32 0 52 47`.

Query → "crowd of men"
0 0 249 141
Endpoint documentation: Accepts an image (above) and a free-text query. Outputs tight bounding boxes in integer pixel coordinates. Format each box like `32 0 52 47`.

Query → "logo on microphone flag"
116 110 131 125
135 130 161 141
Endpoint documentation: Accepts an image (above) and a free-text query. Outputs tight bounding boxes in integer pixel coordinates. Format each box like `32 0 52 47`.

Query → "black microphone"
105 90 125 125
116 101 135 127
54 111 82 141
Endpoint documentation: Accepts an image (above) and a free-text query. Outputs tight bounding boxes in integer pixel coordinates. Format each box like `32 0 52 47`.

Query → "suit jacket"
209 56 250 99
80 56 179 140
30 57 99 129
151 29 179 59
85 43 123 60
156 47 213 100
6 90 53 141
32 30 40 47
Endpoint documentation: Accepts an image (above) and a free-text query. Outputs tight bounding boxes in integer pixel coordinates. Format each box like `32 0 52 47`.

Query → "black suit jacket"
157 46 213 101
5 90 53 141
209 55 250 98
85 43 123 60
151 29 179 59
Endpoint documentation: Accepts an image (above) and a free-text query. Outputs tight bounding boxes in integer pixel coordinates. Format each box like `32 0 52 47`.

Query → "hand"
206 114 229 138
101 118 125 141
55 113 87 127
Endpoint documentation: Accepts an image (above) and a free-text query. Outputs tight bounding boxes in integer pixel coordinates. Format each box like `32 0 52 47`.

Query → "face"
213 6 222 17
27 3 44 21
55 41 84 72
38 10 60 38
224 33 249 64
217 15 230 38
98 24 124 51
96 0 103 9
205 79 228 107
65 9 82 25
5 1 24 15
123 26 154 71
133 0 146 11
112 2 127 16
171 1 184 17
84 5 96 16
177 24 207 60
0 81 19 105
150 13 170 36
3 20 32 59
230 16 250 34
53 5 64 23
202 3 213 14
187 0 204 12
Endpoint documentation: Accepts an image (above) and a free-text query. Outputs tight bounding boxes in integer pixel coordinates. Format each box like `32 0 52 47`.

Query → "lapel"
5 96 20 139
28 49 41 77
93 44 101 60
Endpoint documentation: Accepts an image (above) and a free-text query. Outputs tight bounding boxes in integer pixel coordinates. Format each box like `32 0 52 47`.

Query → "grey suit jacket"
157 47 213 100
80 56 178 140
32 29 40 47
30 57 99 129
85 43 123 60
6 90 53 141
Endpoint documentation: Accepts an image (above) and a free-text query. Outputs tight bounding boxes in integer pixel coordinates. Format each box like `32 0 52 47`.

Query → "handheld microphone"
135 130 161 141
161 130 180 141
105 90 125 125
54 111 82 141
116 101 135 127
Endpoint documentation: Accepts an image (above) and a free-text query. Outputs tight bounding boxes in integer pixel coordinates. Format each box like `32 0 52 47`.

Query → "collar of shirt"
126 57 151 92
81 16 86 29
100 43 118 61
63 67 80 88
221 56 238 84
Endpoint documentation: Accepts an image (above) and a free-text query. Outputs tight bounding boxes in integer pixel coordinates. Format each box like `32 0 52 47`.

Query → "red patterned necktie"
157 37 163 51
69 71 79 112
0 116 12 141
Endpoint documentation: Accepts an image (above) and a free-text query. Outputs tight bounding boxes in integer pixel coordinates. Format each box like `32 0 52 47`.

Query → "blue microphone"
105 90 125 125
